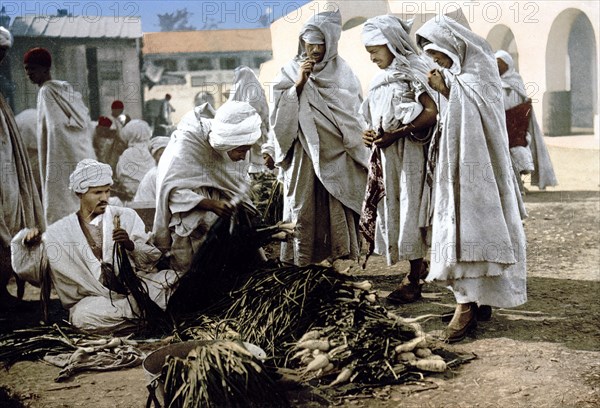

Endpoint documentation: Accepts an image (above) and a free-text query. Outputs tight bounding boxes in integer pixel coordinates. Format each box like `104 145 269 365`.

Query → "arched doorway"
487 24 519 70
544 9 597 135
342 17 366 31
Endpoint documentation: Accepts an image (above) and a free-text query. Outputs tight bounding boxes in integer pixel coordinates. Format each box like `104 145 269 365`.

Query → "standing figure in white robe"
24 47 96 226
227 66 271 174
416 16 527 342
495 50 558 192
269 10 369 266
11 159 178 333
359 15 438 303
0 28 45 306
153 101 263 273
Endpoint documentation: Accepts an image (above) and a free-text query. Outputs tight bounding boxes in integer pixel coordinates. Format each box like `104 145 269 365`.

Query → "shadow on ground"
367 275 600 351
0 299 67 335
523 190 599 203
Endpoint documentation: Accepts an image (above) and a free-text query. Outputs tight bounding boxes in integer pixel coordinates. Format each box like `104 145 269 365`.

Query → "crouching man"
11 159 179 333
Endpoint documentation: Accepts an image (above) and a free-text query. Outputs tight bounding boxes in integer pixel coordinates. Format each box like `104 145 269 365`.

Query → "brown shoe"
442 304 493 322
477 305 492 321
386 277 423 304
441 303 478 343
419 260 429 280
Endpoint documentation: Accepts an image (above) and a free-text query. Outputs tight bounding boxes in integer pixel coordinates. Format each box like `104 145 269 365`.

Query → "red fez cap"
111 100 124 110
23 47 52 68
97 116 113 128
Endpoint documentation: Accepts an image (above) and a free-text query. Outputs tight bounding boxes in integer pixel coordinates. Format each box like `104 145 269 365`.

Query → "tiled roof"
10 15 142 38
142 28 272 54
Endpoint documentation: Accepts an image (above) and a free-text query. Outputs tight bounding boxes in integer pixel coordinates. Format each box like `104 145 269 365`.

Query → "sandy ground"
0 139 598 407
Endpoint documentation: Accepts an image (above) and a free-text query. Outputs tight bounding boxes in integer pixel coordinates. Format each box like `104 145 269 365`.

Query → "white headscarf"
423 43 461 75
69 159 113 194
0 26 12 48
148 136 170 157
361 23 388 46
209 101 261 152
495 50 527 98
361 15 432 79
297 10 342 69
301 27 325 44
120 119 152 146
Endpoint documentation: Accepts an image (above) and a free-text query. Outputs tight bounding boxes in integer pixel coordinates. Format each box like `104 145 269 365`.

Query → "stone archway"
486 24 519 70
544 9 597 135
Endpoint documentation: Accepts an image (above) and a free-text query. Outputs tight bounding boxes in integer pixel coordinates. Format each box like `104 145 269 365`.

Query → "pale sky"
0 0 311 32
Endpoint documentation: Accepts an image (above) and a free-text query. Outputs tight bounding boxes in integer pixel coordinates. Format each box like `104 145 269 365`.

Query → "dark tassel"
39 257 52 324
112 215 172 334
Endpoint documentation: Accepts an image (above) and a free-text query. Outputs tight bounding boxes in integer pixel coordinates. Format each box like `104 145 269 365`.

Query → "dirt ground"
0 142 598 407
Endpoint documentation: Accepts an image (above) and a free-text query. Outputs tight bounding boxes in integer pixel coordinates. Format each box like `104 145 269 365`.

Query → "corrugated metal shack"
6 13 143 120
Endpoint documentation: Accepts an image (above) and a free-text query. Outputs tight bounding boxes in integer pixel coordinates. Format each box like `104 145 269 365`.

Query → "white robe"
0 96 44 247
116 144 154 199
133 166 158 203
11 205 178 332
361 61 429 264
153 108 256 272
499 57 558 190
502 88 535 176
271 11 369 266
36 80 96 225
416 17 527 308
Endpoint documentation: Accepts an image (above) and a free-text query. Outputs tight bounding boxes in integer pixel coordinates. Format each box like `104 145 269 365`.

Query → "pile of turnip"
287 287 450 387
180 264 464 389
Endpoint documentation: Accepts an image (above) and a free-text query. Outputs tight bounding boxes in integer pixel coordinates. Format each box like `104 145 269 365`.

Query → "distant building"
7 14 143 120
142 28 272 124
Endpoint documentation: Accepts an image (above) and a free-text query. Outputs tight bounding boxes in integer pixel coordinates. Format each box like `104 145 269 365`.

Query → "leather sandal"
441 303 478 343
442 304 493 322
386 277 423 304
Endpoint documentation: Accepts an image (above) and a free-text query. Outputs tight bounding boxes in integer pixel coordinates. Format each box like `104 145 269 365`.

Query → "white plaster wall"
260 0 599 138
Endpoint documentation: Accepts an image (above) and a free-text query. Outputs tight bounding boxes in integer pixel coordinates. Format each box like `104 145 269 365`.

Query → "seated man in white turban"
11 159 179 333
153 100 263 273
133 136 170 204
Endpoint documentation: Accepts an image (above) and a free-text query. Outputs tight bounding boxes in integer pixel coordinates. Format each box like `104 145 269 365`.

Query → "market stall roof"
10 15 142 38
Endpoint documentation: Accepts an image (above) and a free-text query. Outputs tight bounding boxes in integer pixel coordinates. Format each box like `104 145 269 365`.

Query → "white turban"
209 100 262 152
361 23 388 46
0 26 13 48
69 159 113 194
148 136 170 156
301 27 325 45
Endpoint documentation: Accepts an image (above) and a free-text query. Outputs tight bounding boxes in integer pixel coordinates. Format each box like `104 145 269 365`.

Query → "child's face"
366 45 394 69
497 58 509 76
426 49 453 69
